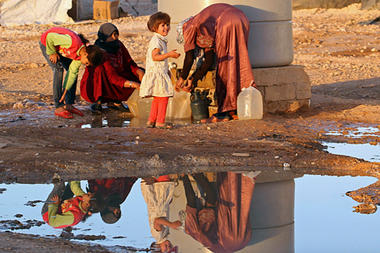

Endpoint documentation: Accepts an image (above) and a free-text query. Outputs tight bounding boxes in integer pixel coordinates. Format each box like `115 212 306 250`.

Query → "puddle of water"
326 126 379 138
80 119 131 129
79 115 192 129
295 175 378 252
0 180 151 249
324 127 380 162
323 141 380 162
0 173 379 252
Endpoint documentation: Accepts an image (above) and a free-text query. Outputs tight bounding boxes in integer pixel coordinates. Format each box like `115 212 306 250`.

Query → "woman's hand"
175 77 185 92
183 78 193 92
49 53 60 64
124 80 140 89
51 195 60 205
168 49 180 59
136 68 145 82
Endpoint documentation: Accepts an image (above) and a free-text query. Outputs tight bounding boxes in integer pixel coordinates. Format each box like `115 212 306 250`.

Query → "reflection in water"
41 181 93 229
140 172 260 252
79 113 192 129
2 173 380 252
81 115 131 128
88 177 138 224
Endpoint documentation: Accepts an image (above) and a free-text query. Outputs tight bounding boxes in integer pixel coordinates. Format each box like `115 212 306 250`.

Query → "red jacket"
42 196 86 228
40 27 83 60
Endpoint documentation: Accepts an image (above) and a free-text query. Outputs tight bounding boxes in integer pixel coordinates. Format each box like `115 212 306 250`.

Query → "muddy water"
323 126 380 162
0 172 379 252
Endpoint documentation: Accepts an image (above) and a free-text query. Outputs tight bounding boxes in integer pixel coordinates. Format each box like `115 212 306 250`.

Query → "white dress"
141 181 175 244
139 33 174 98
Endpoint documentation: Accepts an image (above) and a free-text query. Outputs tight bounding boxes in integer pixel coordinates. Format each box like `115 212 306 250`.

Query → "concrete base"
196 65 311 114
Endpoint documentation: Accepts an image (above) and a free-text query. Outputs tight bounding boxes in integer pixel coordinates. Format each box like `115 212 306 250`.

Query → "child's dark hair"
78 33 89 45
147 12 171 32
86 45 104 67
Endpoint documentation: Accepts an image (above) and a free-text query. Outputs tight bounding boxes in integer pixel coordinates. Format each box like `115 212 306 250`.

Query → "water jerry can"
237 86 263 120
190 90 210 121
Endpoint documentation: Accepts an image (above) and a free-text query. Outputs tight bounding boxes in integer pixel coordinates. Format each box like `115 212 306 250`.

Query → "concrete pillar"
159 0 293 68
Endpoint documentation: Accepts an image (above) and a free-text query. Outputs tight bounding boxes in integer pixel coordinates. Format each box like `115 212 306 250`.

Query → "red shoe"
54 109 73 119
68 107 84 117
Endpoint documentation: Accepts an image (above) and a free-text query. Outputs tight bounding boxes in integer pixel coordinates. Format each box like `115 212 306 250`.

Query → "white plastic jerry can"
237 86 263 120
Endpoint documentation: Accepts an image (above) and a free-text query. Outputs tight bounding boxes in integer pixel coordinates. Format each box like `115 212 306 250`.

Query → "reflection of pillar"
168 174 296 253
241 179 295 253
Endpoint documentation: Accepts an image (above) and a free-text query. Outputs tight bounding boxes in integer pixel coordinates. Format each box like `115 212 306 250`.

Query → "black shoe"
107 102 130 112
90 103 102 114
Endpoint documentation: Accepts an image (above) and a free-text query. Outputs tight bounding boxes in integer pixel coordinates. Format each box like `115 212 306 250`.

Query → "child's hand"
49 53 60 64
51 195 60 205
168 49 180 59
154 217 164 231
171 220 182 229
59 89 67 103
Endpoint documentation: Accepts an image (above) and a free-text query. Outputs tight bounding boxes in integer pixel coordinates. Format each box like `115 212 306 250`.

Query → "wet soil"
0 3 379 253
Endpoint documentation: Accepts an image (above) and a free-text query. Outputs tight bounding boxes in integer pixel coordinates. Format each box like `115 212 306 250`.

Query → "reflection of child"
139 12 180 129
41 181 93 228
141 175 181 252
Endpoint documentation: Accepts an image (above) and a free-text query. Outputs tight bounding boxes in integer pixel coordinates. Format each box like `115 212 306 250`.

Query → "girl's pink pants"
148 96 169 124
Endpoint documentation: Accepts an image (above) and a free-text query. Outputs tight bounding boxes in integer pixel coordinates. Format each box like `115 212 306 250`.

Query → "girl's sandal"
155 123 173 129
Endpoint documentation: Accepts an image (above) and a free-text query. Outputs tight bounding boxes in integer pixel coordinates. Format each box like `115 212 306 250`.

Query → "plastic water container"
237 86 263 120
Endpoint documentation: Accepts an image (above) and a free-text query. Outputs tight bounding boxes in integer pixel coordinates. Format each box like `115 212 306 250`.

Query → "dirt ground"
0 3 379 252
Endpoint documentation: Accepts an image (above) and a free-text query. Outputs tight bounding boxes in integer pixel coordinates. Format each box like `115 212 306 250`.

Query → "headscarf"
176 16 193 44
95 23 120 54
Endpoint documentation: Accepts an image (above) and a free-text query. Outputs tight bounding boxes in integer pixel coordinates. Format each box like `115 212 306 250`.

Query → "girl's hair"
147 12 171 32
86 45 104 67
78 33 89 45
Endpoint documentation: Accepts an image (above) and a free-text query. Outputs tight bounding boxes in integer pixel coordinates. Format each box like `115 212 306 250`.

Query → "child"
81 23 144 113
41 180 94 228
139 12 180 129
141 175 181 252
39 27 93 119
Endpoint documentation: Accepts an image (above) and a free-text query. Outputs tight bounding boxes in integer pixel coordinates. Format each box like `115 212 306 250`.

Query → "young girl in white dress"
139 12 180 129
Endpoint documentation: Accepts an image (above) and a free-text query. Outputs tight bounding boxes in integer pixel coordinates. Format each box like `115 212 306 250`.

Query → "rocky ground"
0 3 379 252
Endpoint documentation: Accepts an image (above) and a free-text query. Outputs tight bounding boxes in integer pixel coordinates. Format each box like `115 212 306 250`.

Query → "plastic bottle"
237 86 263 120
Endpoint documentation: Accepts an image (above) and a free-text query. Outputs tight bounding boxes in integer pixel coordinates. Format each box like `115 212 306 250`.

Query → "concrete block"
170 65 311 114
296 82 312 100
265 84 296 102
266 99 310 113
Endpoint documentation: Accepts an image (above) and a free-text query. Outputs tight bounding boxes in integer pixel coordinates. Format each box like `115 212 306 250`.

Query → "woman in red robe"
80 23 144 112
183 172 256 252
175 3 255 122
